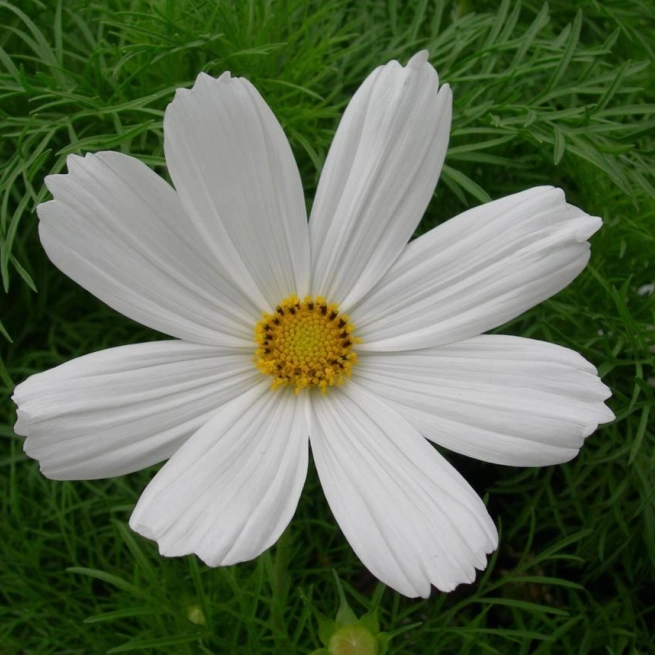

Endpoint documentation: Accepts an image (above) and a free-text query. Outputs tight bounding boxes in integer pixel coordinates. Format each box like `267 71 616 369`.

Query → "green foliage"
1 0 654 653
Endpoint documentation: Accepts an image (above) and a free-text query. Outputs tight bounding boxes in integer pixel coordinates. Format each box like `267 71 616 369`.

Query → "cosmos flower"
13 51 614 598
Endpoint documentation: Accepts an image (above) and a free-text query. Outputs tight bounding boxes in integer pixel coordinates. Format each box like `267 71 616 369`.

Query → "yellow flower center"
254 295 360 393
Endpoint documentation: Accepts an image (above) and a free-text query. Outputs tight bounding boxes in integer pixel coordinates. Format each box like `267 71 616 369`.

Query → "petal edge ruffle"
309 51 452 309
355 335 614 466
309 383 497 597
130 384 309 566
164 72 310 310
14 341 260 479
39 152 258 346
353 187 601 352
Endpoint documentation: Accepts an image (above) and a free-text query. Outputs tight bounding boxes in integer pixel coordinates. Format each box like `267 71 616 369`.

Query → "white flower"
13 51 614 598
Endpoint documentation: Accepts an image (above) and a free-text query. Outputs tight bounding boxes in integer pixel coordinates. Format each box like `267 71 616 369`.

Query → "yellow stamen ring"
254 295 360 393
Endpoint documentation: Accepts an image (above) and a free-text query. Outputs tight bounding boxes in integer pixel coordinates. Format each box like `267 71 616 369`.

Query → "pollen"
254 295 360 394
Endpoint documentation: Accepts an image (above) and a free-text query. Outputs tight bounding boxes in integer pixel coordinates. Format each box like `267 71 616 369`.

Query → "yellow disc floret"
255 295 360 393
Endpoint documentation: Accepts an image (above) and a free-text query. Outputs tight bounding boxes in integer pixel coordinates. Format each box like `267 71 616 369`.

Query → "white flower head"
13 51 614 598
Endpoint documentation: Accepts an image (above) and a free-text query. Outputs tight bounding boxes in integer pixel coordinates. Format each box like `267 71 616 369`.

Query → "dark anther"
340 331 348 339
289 307 297 315
320 305 327 316
308 302 314 310
338 319 346 328
273 318 281 325
276 306 284 315
264 325 271 332
264 348 271 354
343 339 352 348
329 310 337 320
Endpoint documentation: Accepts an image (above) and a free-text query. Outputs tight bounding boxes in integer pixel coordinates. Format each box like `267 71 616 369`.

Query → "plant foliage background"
1 0 654 652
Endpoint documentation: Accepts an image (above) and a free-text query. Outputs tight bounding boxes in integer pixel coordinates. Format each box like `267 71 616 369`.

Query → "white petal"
13 341 261 479
38 152 257 347
130 383 309 566
164 72 310 310
309 383 497 598
309 51 452 309
356 335 614 467
352 187 602 351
